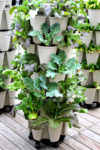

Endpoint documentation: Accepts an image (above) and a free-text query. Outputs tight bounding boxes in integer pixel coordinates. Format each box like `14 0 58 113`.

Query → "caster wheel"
4 106 12 112
41 139 50 146
35 141 41 149
0 108 4 115
59 135 66 142
97 103 100 108
29 132 33 140
85 104 93 109
79 102 85 107
51 141 59 148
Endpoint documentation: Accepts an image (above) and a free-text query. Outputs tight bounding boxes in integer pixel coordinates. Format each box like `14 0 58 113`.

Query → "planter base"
0 108 4 115
80 102 100 109
97 103 100 108
29 131 65 149
4 105 14 113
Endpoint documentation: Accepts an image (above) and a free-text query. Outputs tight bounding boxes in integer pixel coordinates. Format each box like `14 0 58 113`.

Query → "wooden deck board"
0 108 100 150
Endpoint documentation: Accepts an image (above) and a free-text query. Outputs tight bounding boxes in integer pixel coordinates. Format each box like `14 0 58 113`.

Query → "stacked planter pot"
28 15 70 147
0 0 16 112
8 1 88 149
77 8 100 108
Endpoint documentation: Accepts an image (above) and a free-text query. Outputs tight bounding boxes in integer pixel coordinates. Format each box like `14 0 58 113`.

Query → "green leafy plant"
0 66 8 92
59 29 80 47
44 0 71 18
28 22 62 46
10 0 48 49
77 41 100 53
94 23 100 30
75 22 94 32
46 50 81 79
12 51 39 75
86 0 100 9
81 57 100 72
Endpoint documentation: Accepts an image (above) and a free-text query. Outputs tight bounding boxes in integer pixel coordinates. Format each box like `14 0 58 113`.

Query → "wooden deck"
0 108 100 150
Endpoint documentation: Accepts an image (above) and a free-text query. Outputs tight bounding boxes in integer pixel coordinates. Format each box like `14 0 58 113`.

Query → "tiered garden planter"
6 1 92 149
29 121 67 143
77 4 100 107
0 1 16 112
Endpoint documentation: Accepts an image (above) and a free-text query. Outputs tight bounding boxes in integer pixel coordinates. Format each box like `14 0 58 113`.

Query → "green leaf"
53 36 62 43
46 70 56 78
28 113 38 120
28 30 40 37
49 119 61 129
9 6 17 15
47 62 57 70
51 23 60 36
40 76 48 89
41 22 49 36
23 77 34 90
17 91 26 100
33 78 40 90
79 108 88 113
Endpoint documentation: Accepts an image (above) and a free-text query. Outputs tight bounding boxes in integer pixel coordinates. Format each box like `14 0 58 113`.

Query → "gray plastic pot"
76 51 83 63
4 77 11 86
8 91 16 106
5 0 11 8
32 129 43 141
30 16 47 44
0 91 6 109
62 45 73 61
80 31 92 47
29 121 67 141
0 52 5 66
49 17 68 45
5 8 14 29
49 17 68 37
0 1 5 9
85 88 96 104
48 123 63 142
6 50 17 69
27 44 35 54
95 31 100 46
93 70 100 85
86 52 99 65
81 69 89 86
0 31 10 51
50 74 65 82
98 90 100 103
0 8 3 28
31 73 39 79
88 9 100 26
37 45 57 64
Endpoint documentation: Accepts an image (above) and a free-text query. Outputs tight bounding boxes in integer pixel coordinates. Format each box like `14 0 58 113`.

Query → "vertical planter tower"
0 0 16 113
76 0 100 109
3 0 88 149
